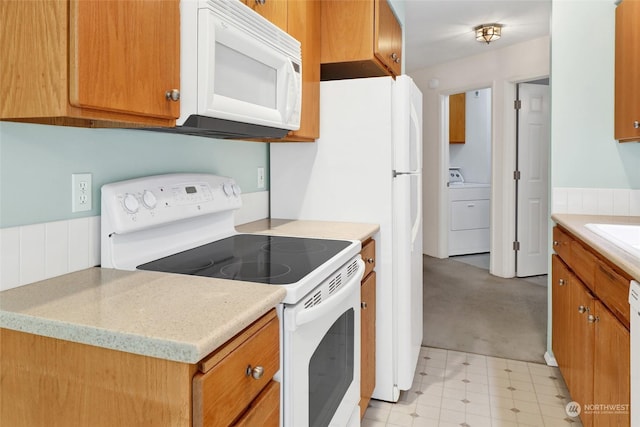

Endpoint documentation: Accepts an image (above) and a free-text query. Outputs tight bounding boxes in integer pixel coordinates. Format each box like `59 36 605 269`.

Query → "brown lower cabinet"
0 309 279 427
360 238 377 418
552 225 630 427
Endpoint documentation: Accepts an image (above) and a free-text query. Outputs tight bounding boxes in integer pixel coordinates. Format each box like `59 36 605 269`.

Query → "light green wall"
551 0 640 189
0 122 268 228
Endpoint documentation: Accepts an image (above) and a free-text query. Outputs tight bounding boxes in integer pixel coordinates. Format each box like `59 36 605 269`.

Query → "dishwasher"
629 280 640 427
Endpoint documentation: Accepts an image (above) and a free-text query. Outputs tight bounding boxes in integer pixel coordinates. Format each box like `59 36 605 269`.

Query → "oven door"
281 259 364 427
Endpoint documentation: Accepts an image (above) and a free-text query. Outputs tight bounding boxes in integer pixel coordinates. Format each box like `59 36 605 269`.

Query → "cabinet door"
69 0 180 120
593 301 631 427
243 0 287 32
615 0 640 142
374 0 401 76
449 93 466 144
568 278 596 427
360 271 376 419
551 255 572 374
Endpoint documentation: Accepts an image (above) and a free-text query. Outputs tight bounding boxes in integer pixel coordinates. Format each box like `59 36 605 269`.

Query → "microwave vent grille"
207 0 300 61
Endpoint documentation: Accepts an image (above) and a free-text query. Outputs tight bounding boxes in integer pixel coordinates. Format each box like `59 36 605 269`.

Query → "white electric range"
100 173 364 427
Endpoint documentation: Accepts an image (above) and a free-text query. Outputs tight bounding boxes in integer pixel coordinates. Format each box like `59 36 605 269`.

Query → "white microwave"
177 0 302 139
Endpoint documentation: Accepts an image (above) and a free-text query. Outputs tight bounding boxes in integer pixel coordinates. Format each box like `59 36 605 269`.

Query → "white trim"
544 351 558 367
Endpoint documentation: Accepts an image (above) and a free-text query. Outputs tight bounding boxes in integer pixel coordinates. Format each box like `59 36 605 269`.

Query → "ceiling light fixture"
475 23 503 44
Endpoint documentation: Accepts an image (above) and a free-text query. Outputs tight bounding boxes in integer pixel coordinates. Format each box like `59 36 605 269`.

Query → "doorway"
446 88 492 270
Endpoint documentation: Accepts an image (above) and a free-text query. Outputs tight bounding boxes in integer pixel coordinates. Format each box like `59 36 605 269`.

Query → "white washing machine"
448 168 491 256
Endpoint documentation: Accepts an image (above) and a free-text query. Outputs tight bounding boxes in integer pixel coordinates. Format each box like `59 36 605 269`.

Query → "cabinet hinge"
514 99 522 110
514 170 521 180
513 241 520 251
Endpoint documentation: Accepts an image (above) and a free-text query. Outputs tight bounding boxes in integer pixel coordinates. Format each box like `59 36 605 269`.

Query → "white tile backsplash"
0 191 268 292
552 187 640 216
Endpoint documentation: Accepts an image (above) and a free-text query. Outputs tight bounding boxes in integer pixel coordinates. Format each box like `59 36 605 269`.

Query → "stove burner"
220 261 292 281
167 260 215 274
262 241 328 254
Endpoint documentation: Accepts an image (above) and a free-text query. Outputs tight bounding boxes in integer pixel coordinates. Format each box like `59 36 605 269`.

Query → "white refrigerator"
270 75 423 403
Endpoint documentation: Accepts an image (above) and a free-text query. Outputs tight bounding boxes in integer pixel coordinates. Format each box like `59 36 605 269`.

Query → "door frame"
434 73 549 278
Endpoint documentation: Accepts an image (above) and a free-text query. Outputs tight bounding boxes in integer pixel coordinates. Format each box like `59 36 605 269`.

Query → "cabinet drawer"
451 199 490 230
595 261 631 328
233 380 280 427
569 240 597 291
193 313 279 427
361 238 376 278
552 226 572 262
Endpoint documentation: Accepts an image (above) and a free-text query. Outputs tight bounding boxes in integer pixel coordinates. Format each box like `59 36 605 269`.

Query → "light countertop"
552 213 640 281
236 218 380 242
0 219 378 364
0 267 286 364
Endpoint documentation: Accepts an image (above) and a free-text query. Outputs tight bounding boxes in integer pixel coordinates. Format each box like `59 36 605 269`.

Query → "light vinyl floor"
363 347 582 427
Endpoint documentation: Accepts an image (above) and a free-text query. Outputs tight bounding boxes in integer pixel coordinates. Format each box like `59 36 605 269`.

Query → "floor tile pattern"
363 347 583 427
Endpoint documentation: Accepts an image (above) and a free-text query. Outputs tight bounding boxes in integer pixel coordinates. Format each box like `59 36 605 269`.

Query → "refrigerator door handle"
411 178 422 247
393 170 410 177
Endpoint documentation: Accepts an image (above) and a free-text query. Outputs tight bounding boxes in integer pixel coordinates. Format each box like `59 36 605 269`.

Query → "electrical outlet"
72 173 92 212
257 167 265 189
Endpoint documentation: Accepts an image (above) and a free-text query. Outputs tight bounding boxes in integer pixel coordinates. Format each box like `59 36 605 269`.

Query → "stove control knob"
232 184 242 197
223 182 234 197
142 190 157 209
122 193 139 214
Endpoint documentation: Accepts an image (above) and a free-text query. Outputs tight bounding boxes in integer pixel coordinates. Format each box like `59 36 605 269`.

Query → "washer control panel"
102 173 242 235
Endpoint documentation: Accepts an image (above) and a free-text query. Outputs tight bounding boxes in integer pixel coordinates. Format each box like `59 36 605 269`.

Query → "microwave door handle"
294 259 364 327
283 60 298 123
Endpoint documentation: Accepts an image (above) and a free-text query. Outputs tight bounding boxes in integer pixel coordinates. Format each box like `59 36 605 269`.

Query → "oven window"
308 308 354 427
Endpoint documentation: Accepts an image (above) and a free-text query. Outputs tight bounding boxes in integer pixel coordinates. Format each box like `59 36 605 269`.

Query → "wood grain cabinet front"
449 93 466 144
360 238 377 419
194 309 280 427
0 0 180 129
320 0 402 80
551 226 631 427
615 0 640 142
0 309 280 427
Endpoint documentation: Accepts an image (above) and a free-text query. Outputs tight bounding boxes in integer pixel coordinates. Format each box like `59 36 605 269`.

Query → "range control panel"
102 173 242 235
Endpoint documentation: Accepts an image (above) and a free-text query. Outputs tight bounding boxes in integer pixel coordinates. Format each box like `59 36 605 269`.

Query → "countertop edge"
551 213 640 281
236 219 380 242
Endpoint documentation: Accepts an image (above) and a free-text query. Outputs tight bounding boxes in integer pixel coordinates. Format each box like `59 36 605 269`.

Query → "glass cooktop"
137 234 351 285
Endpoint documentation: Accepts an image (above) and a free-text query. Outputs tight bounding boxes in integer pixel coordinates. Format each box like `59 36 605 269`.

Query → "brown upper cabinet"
246 0 321 142
614 0 640 142
449 93 466 144
320 0 402 80
0 0 180 128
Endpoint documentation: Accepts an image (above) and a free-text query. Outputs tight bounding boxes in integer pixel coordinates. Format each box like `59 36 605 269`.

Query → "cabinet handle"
553 240 559 246
395 56 401 64
578 305 588 314
255 0 266 4
634 120 639 129
165 89 180 102
361 301 368 309
390 52 398 60
587 314 599 323
366 257 375 264
246 365 264 380
558 278 566 286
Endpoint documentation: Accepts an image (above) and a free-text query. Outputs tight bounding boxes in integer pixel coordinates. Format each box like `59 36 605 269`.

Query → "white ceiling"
404 0 551 72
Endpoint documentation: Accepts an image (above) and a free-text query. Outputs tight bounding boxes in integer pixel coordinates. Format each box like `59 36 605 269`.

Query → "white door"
516 82 550 277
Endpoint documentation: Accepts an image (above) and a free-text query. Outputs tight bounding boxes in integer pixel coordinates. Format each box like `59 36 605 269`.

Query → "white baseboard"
544 351 558 367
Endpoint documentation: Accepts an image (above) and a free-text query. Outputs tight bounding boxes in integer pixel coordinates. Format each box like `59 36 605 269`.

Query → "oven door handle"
295 259 364 327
